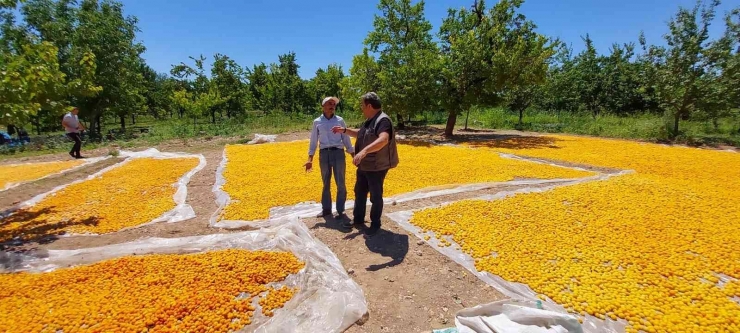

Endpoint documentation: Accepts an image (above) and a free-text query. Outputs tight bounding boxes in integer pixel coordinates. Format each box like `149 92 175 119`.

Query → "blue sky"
121 0 738 78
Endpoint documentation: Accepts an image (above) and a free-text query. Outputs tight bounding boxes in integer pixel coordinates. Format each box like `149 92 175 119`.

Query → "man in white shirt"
305 97 354 219
61 107 86 158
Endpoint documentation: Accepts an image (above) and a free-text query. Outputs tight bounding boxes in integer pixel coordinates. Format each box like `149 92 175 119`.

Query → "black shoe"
342 218 360 229
75 155 85 159
364 226 380 237
69 152 75 158
335 212 348 220
316 210 331 218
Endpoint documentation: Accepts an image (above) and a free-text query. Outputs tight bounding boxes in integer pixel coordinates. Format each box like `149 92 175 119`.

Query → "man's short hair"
360 92 382 110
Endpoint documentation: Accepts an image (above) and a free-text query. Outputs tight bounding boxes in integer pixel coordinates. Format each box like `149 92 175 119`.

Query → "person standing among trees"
62 107 86 159
305 97 355 219
332 92 399 237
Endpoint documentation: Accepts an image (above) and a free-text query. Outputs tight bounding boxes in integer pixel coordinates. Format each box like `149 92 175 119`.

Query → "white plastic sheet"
247 134 277 145
11 218 367 333
210 148 620 229
0 155 110 192
386 171 632 333
455 300 583 333
2 148 206 235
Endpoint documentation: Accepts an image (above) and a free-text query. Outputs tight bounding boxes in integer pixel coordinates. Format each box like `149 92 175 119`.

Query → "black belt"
320 147 341 151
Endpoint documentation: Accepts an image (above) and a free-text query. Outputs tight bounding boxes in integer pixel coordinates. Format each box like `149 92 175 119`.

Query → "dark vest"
358 112 399 172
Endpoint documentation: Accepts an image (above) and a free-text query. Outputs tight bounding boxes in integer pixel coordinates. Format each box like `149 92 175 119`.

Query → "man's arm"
357 132 389 154
352 119 391 166
339 120 354 154
305 121 319 171
331 125 359 138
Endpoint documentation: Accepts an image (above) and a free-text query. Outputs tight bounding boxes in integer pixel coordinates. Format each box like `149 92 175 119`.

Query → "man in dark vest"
332 92 399 237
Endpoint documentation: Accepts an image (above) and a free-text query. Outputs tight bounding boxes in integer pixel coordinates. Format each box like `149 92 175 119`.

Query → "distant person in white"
62 107 86 159
305 97 354 219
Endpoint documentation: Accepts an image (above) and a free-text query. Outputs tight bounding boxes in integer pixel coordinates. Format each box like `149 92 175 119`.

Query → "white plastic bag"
247 134 277 145
455 300 583 333
12 218 367 333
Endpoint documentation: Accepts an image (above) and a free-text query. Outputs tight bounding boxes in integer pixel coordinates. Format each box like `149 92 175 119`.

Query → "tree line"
1 0 739 139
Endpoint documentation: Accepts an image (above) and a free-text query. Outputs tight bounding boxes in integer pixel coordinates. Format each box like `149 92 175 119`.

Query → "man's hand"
331 126 344 134
304 161 313 172
353 151 366 166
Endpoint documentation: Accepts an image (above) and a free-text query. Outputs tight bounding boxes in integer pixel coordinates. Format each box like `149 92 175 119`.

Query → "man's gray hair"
360 92 382 110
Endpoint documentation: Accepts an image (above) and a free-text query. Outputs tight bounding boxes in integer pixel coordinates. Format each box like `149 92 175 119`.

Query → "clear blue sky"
122 0 738 78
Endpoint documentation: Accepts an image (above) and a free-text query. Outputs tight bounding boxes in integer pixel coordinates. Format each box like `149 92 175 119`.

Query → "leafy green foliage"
357 0 440 126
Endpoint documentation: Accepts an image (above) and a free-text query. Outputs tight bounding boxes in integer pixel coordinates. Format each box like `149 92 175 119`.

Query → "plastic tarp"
247 134 277 145
386 170 633 333
9 218 367 333
210 148 620 229
1 155 110 192
454 300 583 333
2 148 207 235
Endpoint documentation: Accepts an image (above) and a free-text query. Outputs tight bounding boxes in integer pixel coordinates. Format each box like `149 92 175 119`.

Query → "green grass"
2 108 738 160
0 111 364 160
454 107 740 147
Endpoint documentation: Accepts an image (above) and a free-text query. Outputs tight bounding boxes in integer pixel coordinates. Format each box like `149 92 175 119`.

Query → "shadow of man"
344 227 409 272
310 215 352 234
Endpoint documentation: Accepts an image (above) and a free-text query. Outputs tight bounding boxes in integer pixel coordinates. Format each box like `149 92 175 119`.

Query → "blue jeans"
319 149 347 213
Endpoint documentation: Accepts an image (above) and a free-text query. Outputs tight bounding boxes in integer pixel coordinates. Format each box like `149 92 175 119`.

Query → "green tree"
363 0 439 129
267 52 306 114
700 8 740 130
140 64 175 119
1 3 99 127
571 35 604 117
247 63 271 113
438 0 554 134
341 49 381 112
643 0 719 137
493 1 557 126
171 86 224 131
22 0 147 135
211 53 247 119
310 64 345 111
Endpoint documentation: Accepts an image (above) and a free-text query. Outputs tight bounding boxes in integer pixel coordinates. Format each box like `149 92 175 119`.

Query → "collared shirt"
63 113 80 133
309 114 354 156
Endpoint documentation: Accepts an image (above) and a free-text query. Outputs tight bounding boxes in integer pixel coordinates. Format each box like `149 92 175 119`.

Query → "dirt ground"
0 128 627 332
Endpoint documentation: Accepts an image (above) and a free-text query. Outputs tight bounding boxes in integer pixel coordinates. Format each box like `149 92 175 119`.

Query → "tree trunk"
712 117 718 131
193 117 196 131
673 112 680 138
35 115 41 135
120 116 126 130
519 109 524 125
395 113 405 130
444 110 457 137
94 114 102 136
211 110 216 124
464 108 471 130
131 113 136 125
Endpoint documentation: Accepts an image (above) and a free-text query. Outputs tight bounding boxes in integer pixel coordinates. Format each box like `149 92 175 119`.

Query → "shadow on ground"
0 206 101 250
310 215 353 234
396 126 562 150
451 134 561 150
344 226 409 272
